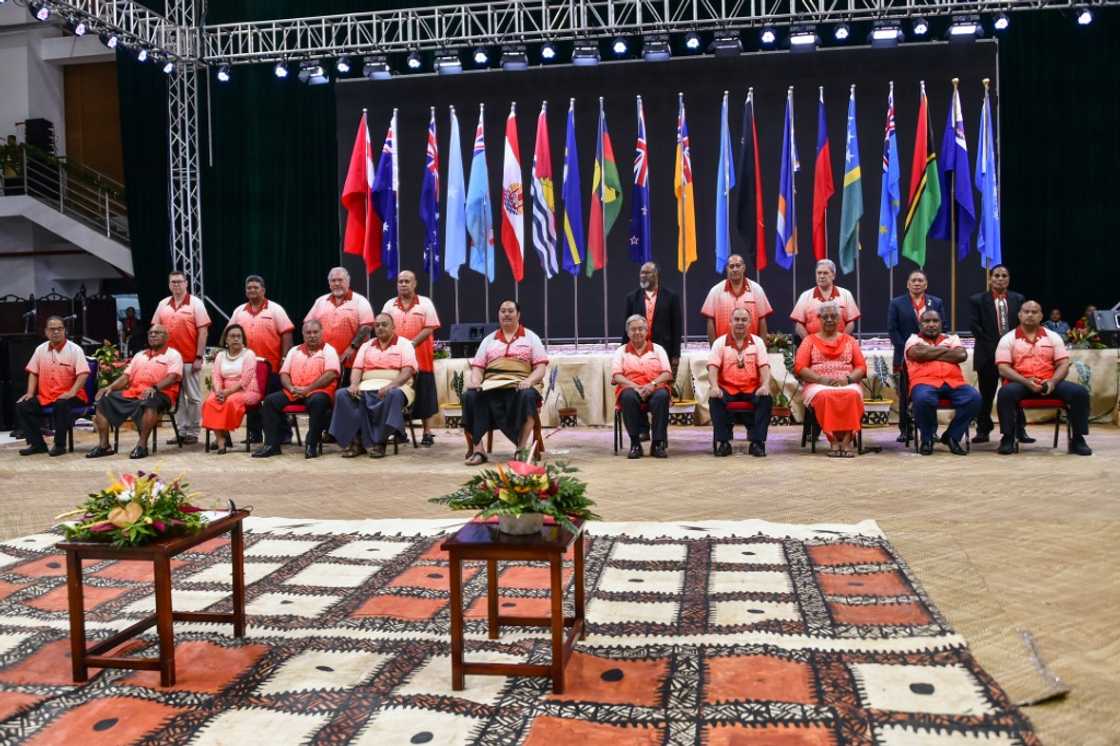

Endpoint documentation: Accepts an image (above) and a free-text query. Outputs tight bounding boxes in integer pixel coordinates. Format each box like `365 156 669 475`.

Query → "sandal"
465 451 488 466
826 450 844 458
839 449 856 458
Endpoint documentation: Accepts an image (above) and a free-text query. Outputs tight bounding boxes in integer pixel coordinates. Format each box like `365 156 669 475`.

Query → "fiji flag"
774 87 799 270
627 95 652 264
466 104 495 281
560 99 585 275
419 107 441 280
371 109 399 279
876 84 901 269
975 86 1001 269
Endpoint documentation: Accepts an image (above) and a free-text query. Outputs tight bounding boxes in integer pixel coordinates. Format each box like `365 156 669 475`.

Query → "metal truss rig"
166 0 204 298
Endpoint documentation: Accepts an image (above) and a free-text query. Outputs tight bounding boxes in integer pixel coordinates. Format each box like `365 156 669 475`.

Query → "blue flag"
444 106 467 280
371 110 399 279
774 88 799 270
627 95 652 265
560 100 585 275
466 105 495 281
930 86 976 260
877 86 901 269
975 88 1001 269
420 108 441 281
715 91 736 274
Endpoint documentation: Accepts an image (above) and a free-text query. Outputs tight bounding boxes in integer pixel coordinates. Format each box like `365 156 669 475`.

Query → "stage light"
136 46 150 62
912 17 929 36
611 37 628 56
711 32 743 56
162 58 176 75
540 41 557 60
407 50 422 70
335 56 352 74
99 31 119 49
572 41 600 66
472 47 489 65
436 51 462 74
72 19 88 36
948 15 981 41
789 25 819 52
500 45 528 70
273 60 289 79
298 59 329 84
870 21 902 48
834 23 850 41
29 2 49 22
642 34 670 62
363 55 392 79
760 27 777 46
216 63 231 82
993 12 1010 31
683 31 701 51
1076 6 1093 25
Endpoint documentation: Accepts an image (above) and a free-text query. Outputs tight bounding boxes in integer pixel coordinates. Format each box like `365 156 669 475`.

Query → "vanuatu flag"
901 82 941 267
586 99 621 277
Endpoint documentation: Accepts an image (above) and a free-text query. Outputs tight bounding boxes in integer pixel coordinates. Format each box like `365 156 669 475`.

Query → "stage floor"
1 423 1117 744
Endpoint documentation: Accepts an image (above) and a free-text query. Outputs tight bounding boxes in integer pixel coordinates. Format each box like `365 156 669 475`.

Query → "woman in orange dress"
794 302 867 457
201 324 260 454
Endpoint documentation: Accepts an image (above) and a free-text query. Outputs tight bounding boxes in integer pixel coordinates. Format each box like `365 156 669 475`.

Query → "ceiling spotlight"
136 47 150 62
710 32 743 56
99 31 119 49
273 60 289 79
472 47 489 65
572 41 600 66
760 27 777 45
406 50 422 70
29 2 50 21
216 63 231 82
870 21 902 48
611 37 628 56
362 55 392 79
683 31 701 51
834 23 850 41
993 12 1010 31
335 56 352 74
540 41 557 60
436 51 463 74
73 20 88 36
642 34 670 62
948 14 982 41
297 59 329 85
500 45 528 70
789 25 819 53
162 58 176 75
1076 6 1093 25
912 17 929 36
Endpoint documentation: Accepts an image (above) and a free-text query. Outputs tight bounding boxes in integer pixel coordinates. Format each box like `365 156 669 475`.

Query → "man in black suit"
888 270 945 442
622 262 682 374
968 264 1028 442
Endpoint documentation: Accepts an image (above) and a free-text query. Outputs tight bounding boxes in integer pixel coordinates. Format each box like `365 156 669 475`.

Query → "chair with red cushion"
904 398 972 453
1014 398 1070 452
710 400 755 454
283 402 322 455
204 359 271 454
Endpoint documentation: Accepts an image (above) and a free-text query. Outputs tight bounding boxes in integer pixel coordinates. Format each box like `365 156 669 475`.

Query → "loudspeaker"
1090 309 1119 347
448 322 498 359
0 334 42 430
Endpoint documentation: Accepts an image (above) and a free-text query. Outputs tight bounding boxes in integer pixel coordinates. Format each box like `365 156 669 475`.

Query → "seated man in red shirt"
87 324 183 459
904 309 981 455
707 307 773 458
995 300 1091 456
16 315 90 456
611 315 673 459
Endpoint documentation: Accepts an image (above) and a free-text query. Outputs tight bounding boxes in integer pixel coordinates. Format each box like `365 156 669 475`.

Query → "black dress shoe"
651 442 668 459
252 445 281 458
748 441 767 458
304 444 319 459
895 433 909 443
946 439 967 456
714 441 732 457
420 433 435 447
85 445 115 458
997 437 1016 455
938 432 952 445
19 444 48 456
368 444 387 459
129 445 149 459
972 431 990 444
627 445 642 459
919 441 934 456
1069 438 1093 456
1017 431 1036 444
48 445 67 457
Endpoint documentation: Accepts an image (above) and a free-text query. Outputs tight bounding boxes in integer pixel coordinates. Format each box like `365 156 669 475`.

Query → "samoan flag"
774 89 799 270
371 109 399 279
419 108 441 280
627 96 652 264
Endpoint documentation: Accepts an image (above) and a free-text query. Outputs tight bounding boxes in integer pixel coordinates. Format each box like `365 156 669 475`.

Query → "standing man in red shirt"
382 270 441 446
305 266 375 386
700 254 773 343
16 316 90 456
228 274 295 443
151 271 210 445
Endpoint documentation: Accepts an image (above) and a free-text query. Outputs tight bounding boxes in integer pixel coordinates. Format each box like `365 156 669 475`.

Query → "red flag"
812 89 835 261
500 104 525 282
340 112 382 275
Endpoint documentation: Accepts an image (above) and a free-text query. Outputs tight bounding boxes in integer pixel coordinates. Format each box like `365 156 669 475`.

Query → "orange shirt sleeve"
850 338 867 371
794 337 812 375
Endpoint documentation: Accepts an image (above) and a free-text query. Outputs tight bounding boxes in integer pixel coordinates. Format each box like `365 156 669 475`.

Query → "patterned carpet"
0 518 1038 745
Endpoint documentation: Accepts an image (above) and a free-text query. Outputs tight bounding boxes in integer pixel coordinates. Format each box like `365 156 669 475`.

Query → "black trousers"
246 370 291 442
709 391 772 443
261 391 332 449
996 381 1089 439
462 387 541 446
896 366 912 436
618 388 669 447
15 398 85 448
975 361 999 434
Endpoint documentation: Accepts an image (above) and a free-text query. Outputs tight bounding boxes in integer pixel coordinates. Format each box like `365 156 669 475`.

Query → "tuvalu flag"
902 81 941 268
466 104 495 281
340 110 380 276
812 88 835 261
774 87 799 271
838 85 863 276
586 98 621 277
530 102 559 278
736 88 765 273
975 83 1001 269
560 99 585 276
876 83 901 270
500 103 525 283
714 91 736 274
674 94 697 273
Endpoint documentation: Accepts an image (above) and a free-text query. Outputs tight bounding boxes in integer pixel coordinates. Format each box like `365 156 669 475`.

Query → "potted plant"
440 370 466 428
56 471 208 547
555 372 583 427
765 332 799 424
861 355 894 427
669 379 698 426
429 456 598 535
92 340 128 391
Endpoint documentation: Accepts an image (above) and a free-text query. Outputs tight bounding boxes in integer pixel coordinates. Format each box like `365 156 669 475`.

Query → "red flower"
506 460 546 477
89 522 116 533
547 479 559 496
152 520 166 533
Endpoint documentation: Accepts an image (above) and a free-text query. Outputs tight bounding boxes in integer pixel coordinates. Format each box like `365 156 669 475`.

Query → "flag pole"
983 76 992 292
950 78 959 332
855 221 862 338
820 87 829 260
599 96 609 348
429 105 436 301
454 279 460 324
544 275 549 345
393 107 401 280
678 91 689 347
573 275 579 348
888 81 894 309
790 85 797 308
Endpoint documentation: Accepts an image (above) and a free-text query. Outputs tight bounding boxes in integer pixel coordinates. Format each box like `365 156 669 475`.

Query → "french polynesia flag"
500 103 525 282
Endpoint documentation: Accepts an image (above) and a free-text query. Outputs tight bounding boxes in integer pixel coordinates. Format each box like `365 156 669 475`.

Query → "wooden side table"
58 509 249 687
442 519 585 694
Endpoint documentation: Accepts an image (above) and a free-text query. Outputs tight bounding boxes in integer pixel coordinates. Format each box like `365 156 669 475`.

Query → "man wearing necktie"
968 265 1027 443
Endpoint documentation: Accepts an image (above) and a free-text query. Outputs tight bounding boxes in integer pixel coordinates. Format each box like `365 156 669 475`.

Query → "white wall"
0 8 67 154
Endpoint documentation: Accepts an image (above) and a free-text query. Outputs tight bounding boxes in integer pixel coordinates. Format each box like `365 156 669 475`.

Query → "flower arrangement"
1066 327 1107 350
92 341 128 390
57 471 207 547
429 457 598 533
